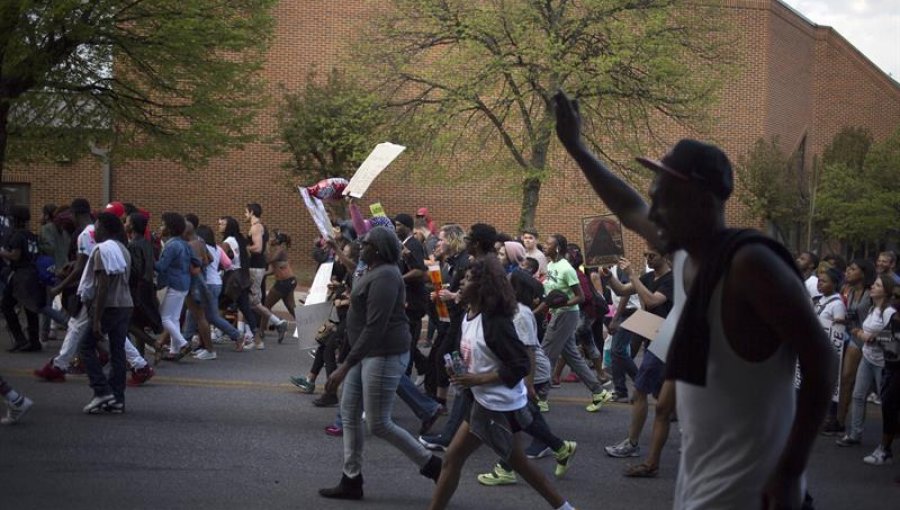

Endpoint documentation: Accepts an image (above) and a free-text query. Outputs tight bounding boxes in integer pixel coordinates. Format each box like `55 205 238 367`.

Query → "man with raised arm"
553 91 834 510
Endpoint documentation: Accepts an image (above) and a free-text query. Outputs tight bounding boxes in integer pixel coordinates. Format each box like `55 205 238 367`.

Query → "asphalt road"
0 329 896 510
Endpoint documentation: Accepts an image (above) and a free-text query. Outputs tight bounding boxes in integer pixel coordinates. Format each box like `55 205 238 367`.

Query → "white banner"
306 262 334 305
298 186 332 239
294 302 334 349
343 142 406 198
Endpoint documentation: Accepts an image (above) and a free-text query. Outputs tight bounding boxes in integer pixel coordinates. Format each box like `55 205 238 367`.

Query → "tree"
0 0 277 181
822 126 872 171
737 136 808 248
277 69 386 184
353 0 729 229
816 128 900 255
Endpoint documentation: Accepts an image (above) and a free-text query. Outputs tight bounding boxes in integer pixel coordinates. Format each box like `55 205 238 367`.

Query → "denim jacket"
154 238 197 292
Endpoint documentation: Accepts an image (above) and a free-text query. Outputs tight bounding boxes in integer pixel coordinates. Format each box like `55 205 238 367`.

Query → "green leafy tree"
0 0 276 180
353 0 729 229
737 137 808 248
277 69 386 184
821 126 872 171
816 128 900 253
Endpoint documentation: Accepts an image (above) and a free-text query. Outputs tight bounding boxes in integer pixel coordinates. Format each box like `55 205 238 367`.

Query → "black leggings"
311 329 340 380
882 363 900 436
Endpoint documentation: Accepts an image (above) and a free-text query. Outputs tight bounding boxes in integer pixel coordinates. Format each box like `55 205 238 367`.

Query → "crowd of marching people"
0 199 296 416
2 104 900 508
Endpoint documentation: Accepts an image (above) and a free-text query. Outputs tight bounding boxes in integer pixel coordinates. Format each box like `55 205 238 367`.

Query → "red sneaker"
324 425 343 437
562 373 580 383
33 359 66 382
127 366 155 386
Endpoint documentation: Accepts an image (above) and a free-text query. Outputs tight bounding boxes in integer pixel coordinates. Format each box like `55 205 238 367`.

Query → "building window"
0 183 31 210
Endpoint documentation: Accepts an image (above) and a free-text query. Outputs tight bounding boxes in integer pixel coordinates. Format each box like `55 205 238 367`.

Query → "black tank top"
248 225 268 269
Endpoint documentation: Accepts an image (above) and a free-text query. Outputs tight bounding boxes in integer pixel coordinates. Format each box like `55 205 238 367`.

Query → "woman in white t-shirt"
428 256 576 510
838 274 897 448
815 267 847 432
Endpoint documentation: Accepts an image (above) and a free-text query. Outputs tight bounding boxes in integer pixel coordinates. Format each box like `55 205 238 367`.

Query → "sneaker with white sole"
276 321 288 344
418 434 449 452
1 396 33 425
605 437 640 458
477 463 517 486
525 445 554 459
863 445 893 465
554 440 577 477
537 399 550 413
102 399 125 414
191 348 208 358
586 390 614 412
83 394 115 414
195 349 217 360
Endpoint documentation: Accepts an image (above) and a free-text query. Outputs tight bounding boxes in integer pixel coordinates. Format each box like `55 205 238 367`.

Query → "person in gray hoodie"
319 226 442 501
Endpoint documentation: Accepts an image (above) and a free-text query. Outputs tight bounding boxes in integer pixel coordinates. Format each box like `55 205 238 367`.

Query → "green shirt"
543 258 579 314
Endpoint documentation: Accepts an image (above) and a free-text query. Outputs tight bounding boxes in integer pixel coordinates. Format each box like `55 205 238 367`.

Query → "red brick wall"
5 0 899 279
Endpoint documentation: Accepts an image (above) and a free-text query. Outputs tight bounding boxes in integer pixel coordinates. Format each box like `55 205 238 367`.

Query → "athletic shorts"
634 350 665 398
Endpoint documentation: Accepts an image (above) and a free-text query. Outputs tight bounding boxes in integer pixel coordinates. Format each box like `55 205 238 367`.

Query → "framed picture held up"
581 214 624 267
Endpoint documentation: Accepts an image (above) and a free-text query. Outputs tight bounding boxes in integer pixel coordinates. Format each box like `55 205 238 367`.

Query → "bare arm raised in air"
553 91 661 249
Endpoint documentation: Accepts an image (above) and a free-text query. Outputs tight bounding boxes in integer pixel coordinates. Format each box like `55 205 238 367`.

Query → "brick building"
4 0 899 278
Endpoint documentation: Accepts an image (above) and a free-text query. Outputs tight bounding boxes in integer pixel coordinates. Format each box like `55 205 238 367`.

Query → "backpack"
576 268 607 320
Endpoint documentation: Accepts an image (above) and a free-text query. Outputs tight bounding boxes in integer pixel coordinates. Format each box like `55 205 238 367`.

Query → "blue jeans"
436 387 473 440
340 351 431 477
396 374 440 421
848 357 883 440
611 327 637 397
184 284 240 341
80 307 132 402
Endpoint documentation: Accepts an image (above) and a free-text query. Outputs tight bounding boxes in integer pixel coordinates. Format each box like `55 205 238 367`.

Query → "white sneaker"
83 394 115 414
195 350 217 360
605 437 640 458
191 349 208 358
863 445 893 465
1 396 33 425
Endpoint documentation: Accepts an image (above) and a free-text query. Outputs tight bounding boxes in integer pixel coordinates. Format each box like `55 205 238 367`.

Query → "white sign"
343 142 406 198
298 186 332 239
306 262 334 305
294 302 334 349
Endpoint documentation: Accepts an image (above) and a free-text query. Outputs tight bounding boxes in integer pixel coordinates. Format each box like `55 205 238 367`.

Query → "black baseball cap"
393 213 414 231
636 139 733 201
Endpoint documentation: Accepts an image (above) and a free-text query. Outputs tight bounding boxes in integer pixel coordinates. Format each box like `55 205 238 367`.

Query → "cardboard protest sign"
306 262 334 305
294 302 334 349
369 202 387 217
581 215 625 267
298 186 332 239
621 310 665 342
343 142 406 198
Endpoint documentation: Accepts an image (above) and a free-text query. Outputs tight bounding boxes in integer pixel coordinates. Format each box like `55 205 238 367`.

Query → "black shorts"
272 277 297 297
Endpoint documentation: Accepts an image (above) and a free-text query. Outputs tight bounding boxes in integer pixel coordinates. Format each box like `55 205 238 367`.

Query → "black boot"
419 455 442 483
319 473 363 500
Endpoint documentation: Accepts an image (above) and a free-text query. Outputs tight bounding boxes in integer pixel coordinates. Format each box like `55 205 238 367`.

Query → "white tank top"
674 280 799 510
204 245 222 286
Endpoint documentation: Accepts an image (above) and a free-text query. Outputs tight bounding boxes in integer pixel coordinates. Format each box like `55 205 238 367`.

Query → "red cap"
416 207 429 217
103 201 126 218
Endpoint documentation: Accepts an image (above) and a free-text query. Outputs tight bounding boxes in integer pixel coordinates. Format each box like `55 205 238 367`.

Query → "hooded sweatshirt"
344 227 410 366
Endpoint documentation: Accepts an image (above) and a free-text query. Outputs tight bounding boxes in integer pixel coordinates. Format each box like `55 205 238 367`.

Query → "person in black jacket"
1 206 45 352
319 227 442 501
428 255 576 510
